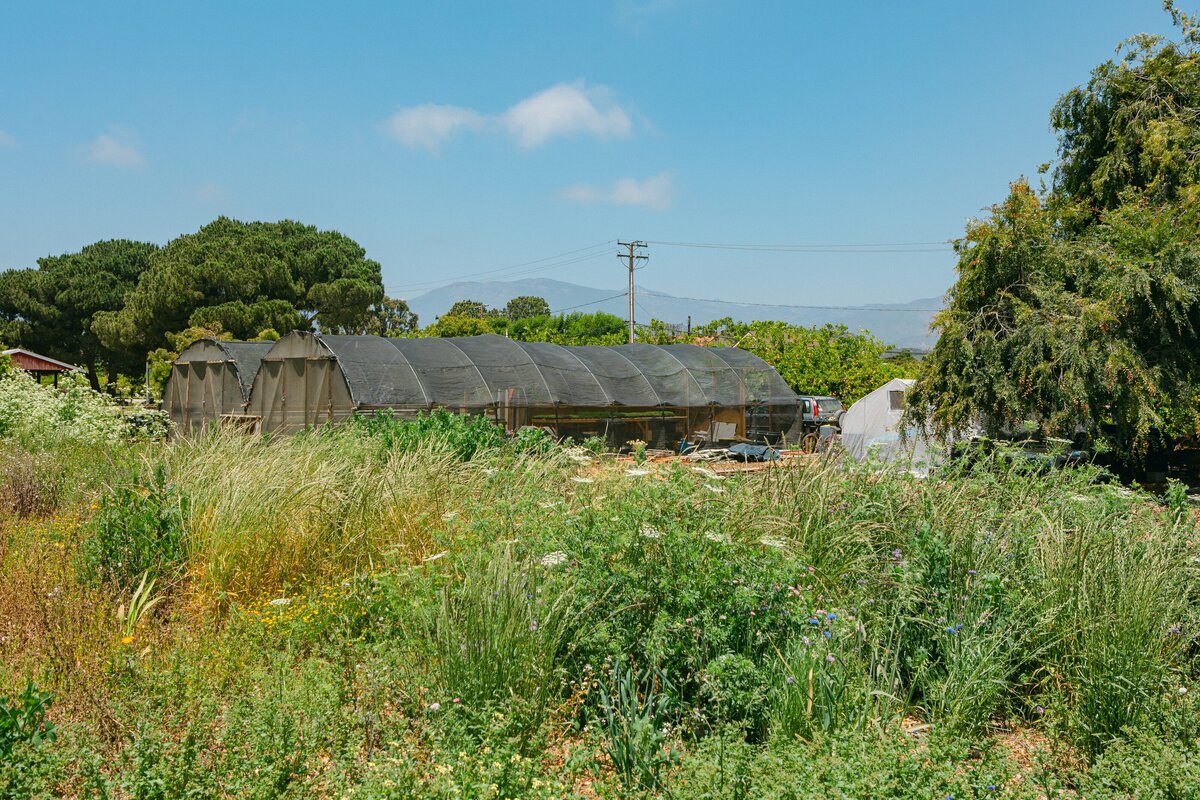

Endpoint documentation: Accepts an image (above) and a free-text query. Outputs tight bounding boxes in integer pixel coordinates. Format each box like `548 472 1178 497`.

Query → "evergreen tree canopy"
0 239 157 388
909 16 1200 452
92 217 383 358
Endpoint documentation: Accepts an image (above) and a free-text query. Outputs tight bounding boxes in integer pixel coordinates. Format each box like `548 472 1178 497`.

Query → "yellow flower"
121 635 135 645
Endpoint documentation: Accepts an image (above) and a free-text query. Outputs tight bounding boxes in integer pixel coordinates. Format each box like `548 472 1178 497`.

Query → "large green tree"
690 318 909 405
0 239 157 389
504 295 551 320
93 217 383 358
909 14 1200 452
443 299 491 319
327 297 419 336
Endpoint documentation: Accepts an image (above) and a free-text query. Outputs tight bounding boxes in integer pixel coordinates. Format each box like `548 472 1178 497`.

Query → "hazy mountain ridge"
407 278 943 349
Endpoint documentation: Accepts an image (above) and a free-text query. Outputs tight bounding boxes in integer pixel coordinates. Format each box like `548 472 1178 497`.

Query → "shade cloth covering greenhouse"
252 332 797 411
164 338 273 431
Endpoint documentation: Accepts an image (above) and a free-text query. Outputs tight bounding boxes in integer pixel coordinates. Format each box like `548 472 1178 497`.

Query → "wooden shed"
2 348 79 387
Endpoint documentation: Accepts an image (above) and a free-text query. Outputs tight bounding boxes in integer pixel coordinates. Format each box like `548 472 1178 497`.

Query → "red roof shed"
3 348 80 377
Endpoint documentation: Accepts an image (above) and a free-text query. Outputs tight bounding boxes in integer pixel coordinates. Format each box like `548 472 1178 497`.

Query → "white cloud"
383 103 486 152
501 82 632 148
193 182 225 204
383 82 634 151
561 172 673 210
613 0 682 33
82 127 144 167
0 130 14 147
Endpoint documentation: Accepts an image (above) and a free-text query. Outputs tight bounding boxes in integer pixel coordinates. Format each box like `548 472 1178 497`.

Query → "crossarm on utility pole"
617 240 649 343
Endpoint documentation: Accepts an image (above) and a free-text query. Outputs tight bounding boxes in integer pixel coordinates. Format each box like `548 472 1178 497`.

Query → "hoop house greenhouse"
164 339 273 432
245 332 799 446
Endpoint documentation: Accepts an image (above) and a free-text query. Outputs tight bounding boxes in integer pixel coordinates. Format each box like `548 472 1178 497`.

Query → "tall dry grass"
163 428 583 603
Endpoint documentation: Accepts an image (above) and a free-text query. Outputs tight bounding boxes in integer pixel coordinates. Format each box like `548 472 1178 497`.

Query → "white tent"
840 378 933 467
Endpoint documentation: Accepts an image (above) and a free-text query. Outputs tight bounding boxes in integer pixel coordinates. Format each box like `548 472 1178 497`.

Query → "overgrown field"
2 373 1200 798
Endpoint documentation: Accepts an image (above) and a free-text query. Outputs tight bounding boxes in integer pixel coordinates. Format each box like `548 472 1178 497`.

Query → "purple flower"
428 702 441 712
1035 705 1045 716
825 654 835 664
891 548 903 561
786 675 795 685
967 569 978 576
945 626 957 635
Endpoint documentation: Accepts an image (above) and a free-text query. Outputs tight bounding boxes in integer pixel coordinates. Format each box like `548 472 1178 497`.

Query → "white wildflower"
703 484 725 494
625 468 650 477
423 551 448 562
640 525 664 539
269 597 291 606
540 551 569 567
759 536 788 549
704 531 730 544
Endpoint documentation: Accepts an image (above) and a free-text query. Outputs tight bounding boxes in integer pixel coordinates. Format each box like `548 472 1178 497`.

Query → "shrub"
1079 728 1200 799
700 654 768 741
0 371 127 446
80 465 188 589
346 408 505 460
0 739 67 800
668 729 1025 799
0 682 56 758
512 425 555 455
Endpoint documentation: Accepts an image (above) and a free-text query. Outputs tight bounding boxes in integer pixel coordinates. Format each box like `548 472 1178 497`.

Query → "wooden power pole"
617 241 648 343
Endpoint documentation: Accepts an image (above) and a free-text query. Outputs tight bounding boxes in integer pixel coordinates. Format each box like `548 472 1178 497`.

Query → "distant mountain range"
406 278 943 350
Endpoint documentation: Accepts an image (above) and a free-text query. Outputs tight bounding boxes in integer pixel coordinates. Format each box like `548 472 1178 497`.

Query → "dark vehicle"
796 395 844 451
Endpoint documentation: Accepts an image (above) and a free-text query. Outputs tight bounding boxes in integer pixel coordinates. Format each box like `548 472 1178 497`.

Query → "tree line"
0 217 909 404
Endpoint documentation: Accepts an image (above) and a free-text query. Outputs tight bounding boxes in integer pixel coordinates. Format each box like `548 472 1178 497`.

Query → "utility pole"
617 241 648 343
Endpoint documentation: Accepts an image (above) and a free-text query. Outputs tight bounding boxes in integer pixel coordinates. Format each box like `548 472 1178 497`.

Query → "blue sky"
0 1 1180 308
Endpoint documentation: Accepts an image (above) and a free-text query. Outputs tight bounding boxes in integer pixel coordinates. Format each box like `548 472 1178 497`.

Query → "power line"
635 288 941 313
386 241 613 294
548 291 629 315
648 239 952 253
